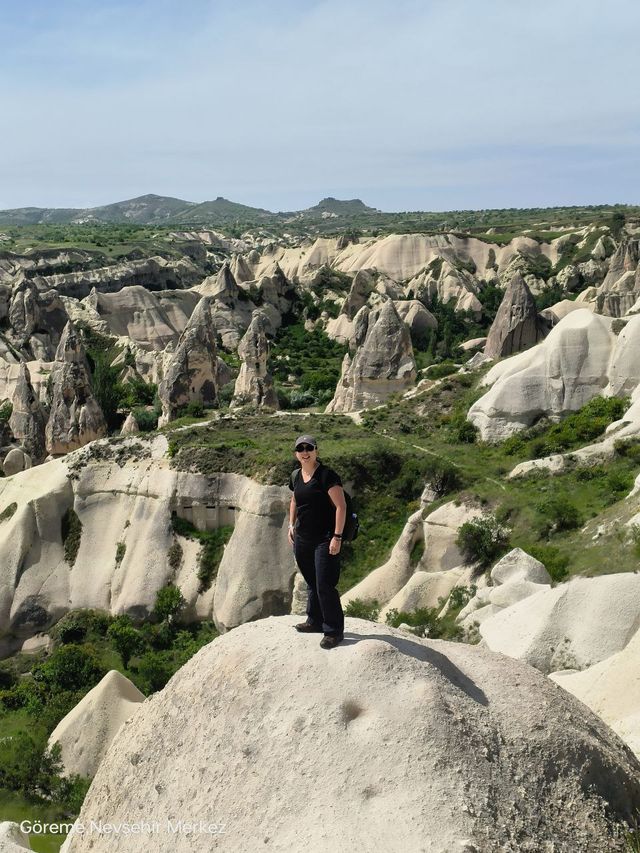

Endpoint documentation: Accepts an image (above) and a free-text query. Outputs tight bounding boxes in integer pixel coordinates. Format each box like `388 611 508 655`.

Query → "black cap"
294 434 317 450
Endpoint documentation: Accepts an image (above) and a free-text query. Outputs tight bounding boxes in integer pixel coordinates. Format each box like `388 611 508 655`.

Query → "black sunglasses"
295 444 316 452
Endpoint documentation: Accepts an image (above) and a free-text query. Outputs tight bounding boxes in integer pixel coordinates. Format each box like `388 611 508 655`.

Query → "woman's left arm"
328 485 347 555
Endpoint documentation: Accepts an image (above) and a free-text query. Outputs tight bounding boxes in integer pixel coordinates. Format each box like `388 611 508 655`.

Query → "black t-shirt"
288 463 342 542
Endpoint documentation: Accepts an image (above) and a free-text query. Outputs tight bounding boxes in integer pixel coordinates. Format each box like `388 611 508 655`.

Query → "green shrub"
197 527 234 592
0 401 13 421
385 606 461 640
525 544 570 582
153 584 186 623
115 542 126 565
0 502 17 522
456 515 510 569
168 540 183 572
61 508 82 566
614 438 640 464
132 407 158 432
447 585 476 610
344 599 380 621
51 610 111 645
107 619 145 668
535 493 582 536
33 645 106 694
120 378 157 408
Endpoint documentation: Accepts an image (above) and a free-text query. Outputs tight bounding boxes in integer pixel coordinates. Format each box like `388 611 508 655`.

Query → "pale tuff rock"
497 252 547 295
85 286 200 351
539 298 591 326
491 547 551 585
45 322 107 456
352 304 370 348
158 296 218 425
48 670 145 778
420 500 484 573
459 336 487 352
64 617 640 853
394 299 437 336
592 234 616 261
341 509 423 607
551 626 640 760
472 309 640 444
29 255 202 300
479 574 640 674
594 238 640 316
120 412 139 435
0 822 31 851
484 273 547 359
342 500 481 613
0 448 293 646
378 567 467 623
2 448 32 477
326 300 416 412
8 362 46 462
231 311 278 410
7 272 69 359
230 253 254 283
468 310 616 441
457 548 551 629
254 262 294 317
197 263 256 349
407 260 481 316
340 269 374 320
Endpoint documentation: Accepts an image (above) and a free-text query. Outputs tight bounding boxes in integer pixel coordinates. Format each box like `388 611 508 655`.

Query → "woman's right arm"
288 496 296 546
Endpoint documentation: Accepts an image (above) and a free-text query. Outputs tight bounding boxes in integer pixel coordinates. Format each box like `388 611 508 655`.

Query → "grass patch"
170 517 234 592
0 502 17 522
60 509 82 566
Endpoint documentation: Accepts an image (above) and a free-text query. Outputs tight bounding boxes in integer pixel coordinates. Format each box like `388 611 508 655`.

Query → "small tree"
153 584 186 623
107 620 146 668
456 514 509 569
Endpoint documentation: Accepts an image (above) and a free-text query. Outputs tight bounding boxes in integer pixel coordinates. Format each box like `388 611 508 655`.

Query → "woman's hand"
288 525 295 547
329 536 342 555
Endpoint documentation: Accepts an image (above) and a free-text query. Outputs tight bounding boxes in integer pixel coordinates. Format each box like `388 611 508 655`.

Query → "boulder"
48 670 145 778
0 822 31 851
457 548 552 630
62 617 640 853
45 322 107 456
158 297 218 424
490 547 551 585
551 626 640 759
479 574 640 674
484 273 547 359
2 448 32 477
120 412 139 435
8 362 46 462
325 300 415 412
231 311 278 409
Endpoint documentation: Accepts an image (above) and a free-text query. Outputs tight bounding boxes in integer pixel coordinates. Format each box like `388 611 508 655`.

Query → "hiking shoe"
295 622 323 633
320 634 344 649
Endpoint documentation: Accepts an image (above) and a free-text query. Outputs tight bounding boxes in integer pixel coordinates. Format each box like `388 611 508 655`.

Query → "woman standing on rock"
288 435 346 649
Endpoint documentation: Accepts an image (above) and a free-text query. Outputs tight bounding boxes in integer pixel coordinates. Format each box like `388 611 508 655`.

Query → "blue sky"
1 0 639 211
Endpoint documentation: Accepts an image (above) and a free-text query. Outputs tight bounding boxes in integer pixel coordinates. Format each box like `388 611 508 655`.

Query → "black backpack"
292 467 360 543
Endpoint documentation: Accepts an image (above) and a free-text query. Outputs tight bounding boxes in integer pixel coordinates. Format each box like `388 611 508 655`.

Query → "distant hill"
0 195 378 226
303 197 379 216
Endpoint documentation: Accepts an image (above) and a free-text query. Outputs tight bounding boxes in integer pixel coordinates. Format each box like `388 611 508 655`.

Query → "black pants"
294 534 344 636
